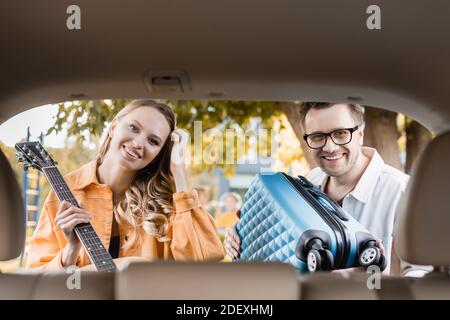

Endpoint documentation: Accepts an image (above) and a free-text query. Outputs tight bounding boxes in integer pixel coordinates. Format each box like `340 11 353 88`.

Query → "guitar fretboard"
43 166 117 272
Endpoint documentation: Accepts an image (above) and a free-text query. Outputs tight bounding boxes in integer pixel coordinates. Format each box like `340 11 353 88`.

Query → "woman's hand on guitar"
55 201 92 250
225 223 241 260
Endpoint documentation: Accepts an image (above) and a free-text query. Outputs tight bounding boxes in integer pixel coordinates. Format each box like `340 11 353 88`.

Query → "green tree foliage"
47 100 433 177
49 100 282 137
48 100 131 140
49 100 286 176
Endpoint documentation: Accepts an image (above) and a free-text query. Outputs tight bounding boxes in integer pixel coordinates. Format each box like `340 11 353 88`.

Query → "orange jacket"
26 160 224 270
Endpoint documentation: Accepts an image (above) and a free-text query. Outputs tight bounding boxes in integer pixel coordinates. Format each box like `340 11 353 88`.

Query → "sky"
0 104 67 148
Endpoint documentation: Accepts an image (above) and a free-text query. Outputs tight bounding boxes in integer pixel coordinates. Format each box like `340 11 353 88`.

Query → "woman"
27 99 224 270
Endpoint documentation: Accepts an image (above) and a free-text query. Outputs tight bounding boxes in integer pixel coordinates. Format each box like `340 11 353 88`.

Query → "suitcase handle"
296 175 349 221
315 194 349 221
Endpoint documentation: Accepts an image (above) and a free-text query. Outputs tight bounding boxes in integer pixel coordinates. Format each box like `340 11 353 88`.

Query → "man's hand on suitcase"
375 239 385 256
225 223 241 260
331 239 385 277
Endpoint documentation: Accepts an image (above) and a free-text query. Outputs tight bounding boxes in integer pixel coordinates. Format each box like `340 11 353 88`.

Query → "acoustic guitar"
16 141 147 272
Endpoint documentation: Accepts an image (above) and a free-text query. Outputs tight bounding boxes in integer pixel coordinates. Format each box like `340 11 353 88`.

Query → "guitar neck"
42 166 117 272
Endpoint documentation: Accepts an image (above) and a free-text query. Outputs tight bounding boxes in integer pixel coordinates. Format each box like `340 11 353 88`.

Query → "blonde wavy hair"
97 99 176 247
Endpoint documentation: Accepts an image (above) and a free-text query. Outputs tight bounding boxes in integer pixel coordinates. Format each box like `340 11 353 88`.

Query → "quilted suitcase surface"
236 172 386 273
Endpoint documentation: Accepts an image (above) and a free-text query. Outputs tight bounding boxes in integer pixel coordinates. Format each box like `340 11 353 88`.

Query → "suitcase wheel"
359 246 381 267
307 249 321 272
307 248 334 272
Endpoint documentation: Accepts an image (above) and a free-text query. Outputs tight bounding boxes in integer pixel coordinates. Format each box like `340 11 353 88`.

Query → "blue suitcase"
236 172 386 273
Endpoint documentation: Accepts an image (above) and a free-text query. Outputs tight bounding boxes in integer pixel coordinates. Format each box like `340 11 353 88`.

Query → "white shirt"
306 147 410 273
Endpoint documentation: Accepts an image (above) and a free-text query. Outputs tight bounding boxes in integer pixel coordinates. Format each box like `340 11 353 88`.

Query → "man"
225 102 410 274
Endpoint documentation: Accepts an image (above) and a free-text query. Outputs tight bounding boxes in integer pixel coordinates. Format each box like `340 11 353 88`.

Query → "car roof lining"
1 0 449 133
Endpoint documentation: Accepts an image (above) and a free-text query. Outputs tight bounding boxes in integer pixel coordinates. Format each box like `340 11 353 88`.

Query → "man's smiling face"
304 104 364 178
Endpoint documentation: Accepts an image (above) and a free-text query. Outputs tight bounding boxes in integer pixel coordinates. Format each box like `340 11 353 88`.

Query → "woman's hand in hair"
170 129 189 192
55 201 92 266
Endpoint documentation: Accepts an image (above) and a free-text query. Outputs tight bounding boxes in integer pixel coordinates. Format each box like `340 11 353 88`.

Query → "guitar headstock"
15 142 57 172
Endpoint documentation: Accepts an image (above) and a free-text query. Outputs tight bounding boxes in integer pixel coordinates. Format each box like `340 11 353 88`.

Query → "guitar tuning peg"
15 153 26 164
21 162 30 171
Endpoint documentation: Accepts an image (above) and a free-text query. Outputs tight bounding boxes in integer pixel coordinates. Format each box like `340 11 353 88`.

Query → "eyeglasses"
303 125 360 149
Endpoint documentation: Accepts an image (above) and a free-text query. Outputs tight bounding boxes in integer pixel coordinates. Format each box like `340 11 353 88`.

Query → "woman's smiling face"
107 106 172 172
